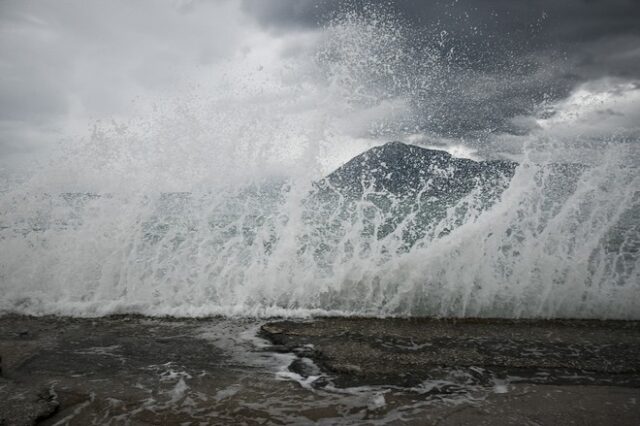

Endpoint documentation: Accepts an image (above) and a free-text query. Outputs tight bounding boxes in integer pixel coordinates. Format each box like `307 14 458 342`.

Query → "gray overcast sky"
1 0 639 173
244 0 640 141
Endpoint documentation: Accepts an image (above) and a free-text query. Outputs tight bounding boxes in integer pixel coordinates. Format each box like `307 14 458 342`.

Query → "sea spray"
0 6 638 318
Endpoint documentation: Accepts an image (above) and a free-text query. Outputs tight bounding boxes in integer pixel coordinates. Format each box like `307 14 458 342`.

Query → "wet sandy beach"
1 315 639 425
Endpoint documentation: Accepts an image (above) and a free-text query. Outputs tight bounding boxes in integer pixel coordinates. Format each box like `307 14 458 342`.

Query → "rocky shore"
260 317 640 388
1 315 639 425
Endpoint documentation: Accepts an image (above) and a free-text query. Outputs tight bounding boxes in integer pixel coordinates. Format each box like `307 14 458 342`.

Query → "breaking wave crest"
1 6 638 318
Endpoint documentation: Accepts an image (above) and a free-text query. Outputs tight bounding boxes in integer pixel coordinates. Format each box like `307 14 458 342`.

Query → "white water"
1 7 638 318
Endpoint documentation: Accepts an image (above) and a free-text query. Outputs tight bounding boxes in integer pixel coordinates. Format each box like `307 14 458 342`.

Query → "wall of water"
1 6 638 318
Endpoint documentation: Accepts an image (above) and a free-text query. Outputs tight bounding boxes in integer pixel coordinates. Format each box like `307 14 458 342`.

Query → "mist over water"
1 6 638 319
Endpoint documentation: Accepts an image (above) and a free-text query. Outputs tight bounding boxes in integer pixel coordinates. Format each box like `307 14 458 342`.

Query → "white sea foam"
0 6 638 319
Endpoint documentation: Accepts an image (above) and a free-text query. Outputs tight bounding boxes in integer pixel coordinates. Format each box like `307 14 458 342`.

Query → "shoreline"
259 317 640 387
1 314 639 424
3 311 640 322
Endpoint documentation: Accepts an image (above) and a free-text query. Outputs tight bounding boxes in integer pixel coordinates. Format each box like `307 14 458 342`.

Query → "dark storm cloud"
243 0 640 45
1 0 639 169
243 0 640 78
243 0 640 143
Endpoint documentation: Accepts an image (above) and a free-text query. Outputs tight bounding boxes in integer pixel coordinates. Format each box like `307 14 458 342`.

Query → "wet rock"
260 317 640 388
0 315 638 424
0 379 58 426
288 358 320 378
260 324 284 335
259 323 291 345
310 376 329 388
292 345 316 358
259 344 292 354
329 363 362 375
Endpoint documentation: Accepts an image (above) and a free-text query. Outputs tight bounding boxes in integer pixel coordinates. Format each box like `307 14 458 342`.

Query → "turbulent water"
1 7 638 319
